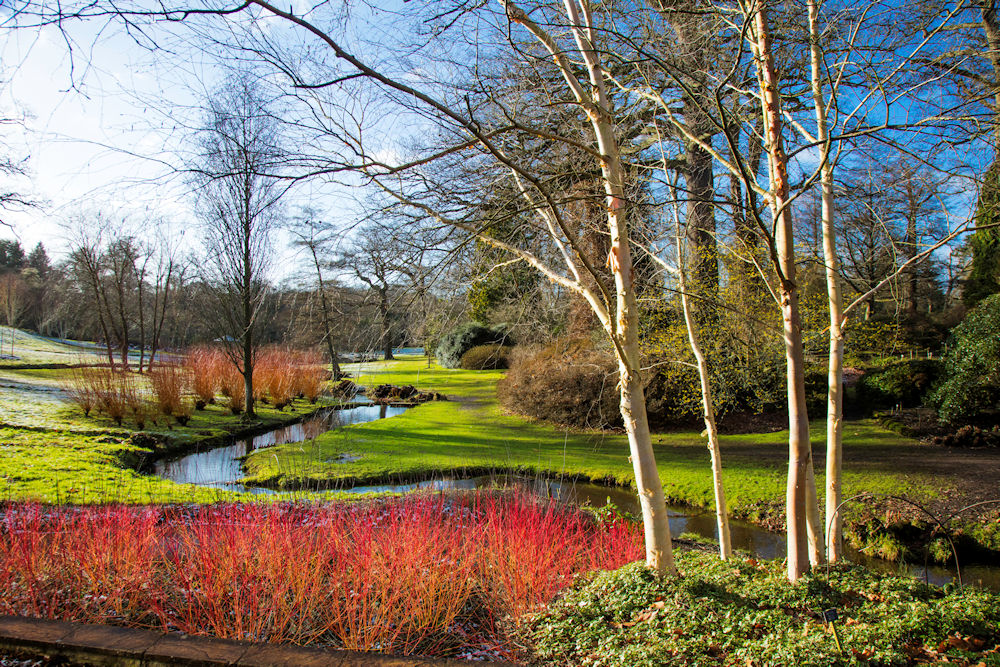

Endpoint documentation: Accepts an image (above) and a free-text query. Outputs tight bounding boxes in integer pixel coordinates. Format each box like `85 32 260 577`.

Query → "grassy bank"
3 351 999 559
0 363 335 503
244 356 1000 556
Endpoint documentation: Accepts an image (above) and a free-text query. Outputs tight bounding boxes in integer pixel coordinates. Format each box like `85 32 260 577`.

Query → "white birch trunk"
808 0 844 562
508 0 678 576
750 1 815 581
677 234 732 560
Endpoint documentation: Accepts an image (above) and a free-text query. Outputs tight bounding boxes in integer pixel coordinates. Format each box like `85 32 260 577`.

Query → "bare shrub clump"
460 344 511 370
258 346 295 410
187 346 225 409
149 363 192 426
292 348 325 403
65 366 146 427
66 367 98 417
497 338 620 429
218 363 246 415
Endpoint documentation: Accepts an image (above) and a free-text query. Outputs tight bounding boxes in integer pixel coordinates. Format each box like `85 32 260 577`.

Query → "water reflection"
153 403 408 493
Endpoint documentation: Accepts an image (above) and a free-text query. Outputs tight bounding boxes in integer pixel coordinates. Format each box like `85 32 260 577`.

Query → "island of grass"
0 339 341 503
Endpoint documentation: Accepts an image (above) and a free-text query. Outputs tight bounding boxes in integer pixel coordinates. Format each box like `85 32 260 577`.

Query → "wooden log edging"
0 616 516 667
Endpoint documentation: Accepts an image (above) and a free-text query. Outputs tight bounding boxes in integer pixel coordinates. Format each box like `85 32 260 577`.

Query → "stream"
153 400 408 494
152 400 1000 591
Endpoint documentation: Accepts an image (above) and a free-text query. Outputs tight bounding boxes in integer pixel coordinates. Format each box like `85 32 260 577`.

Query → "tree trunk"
380 289 394 361
137 268 147 373
678 229 732 559
243 321 255 418
242 220 257 419
617 352 676 575
808 0 845 562
982 2 1000 150
559 0 677 575
905 209 919 316
751 0 817 581
309 243 342 378
148 264 173 370
675 17 718 304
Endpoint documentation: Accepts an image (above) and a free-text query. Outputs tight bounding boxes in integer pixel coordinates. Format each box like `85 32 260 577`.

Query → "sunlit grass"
247 357 942 527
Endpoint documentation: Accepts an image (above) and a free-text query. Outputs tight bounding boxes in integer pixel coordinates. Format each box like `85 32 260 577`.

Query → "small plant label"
822 608 839 623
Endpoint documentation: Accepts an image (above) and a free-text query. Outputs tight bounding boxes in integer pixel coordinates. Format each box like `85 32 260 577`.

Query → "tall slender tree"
196 72 284 419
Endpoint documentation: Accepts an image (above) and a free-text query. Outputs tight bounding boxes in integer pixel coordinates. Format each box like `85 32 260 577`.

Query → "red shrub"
0 492 641 659
257 347 295 409
291 348 325 403
217 363 246 414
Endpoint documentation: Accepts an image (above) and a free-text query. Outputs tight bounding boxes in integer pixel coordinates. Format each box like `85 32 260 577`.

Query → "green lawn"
0 351 990 550
0 361 339 503
0 327 113 367
244 356 944 527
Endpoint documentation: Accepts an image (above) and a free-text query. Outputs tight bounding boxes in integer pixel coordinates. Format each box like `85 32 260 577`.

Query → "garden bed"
0 492 640 662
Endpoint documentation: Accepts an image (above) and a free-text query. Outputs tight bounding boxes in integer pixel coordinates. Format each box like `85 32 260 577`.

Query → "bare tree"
0 272 26 355
196 72 284 419
289 210 343 377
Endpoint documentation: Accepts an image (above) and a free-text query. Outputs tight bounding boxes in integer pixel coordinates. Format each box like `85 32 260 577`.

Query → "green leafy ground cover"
527 552 1000 666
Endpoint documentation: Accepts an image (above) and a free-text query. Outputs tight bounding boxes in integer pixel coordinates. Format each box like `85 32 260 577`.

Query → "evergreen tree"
26 243 49 278
964 164 1000 306
0 239 25 271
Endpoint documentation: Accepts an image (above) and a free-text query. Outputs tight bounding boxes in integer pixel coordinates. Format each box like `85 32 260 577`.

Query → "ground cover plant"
0 492 641 660
528 552 1000 666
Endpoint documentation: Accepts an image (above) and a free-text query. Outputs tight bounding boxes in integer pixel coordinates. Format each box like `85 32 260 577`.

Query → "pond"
152 403 1000 591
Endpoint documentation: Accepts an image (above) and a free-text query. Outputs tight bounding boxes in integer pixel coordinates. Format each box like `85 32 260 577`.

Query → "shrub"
187 346 224 407
460 344 511 370
65 366 98 417
641 315 807 426
218 364 246 414
98 369 131 426
856 358 942 410
149 363 189 418
498 338 620 429
931 294 1000 423
258 347 296 409
0 493 641 659
291 348 325 402
436 323 514 369
931 425 1000 448
64 366 143 426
